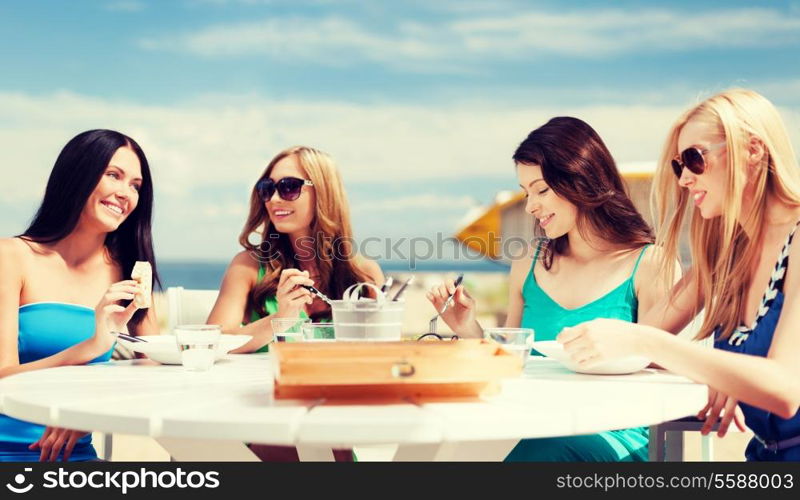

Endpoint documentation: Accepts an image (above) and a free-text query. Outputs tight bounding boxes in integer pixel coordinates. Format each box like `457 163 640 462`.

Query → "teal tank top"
0 302 114 462
521 244 650 342
509 244 652 462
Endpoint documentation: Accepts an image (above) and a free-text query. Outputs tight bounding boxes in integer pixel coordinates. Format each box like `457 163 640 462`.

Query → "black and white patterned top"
727 220 800 347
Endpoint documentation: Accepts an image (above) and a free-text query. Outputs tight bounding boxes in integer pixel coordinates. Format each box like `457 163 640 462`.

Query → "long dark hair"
19 129 160 327
513 116 654 269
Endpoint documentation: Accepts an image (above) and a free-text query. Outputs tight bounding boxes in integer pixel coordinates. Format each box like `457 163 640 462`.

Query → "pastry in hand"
131 261 152 309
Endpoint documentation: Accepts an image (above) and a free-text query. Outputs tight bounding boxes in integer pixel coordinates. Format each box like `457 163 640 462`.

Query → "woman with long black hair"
0 129 160 461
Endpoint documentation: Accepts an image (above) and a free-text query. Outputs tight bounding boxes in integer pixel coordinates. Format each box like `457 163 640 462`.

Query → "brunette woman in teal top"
429 117 672 461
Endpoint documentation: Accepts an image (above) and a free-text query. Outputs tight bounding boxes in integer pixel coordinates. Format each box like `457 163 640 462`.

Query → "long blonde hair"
239 146 371 318
652 89 800 340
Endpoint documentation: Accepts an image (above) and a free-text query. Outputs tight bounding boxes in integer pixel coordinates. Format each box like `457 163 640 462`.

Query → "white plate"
117 335 252 365
532 340 650 375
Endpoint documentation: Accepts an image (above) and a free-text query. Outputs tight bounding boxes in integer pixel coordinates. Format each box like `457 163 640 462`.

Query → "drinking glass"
174 324 222 371
484 327 535 364
271 317 310 343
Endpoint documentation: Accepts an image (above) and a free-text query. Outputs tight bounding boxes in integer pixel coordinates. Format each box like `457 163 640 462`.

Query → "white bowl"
117 334 252 365
532 340 650 375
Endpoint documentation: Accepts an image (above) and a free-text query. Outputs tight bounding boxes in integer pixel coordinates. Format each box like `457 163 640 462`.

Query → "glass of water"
484 327 535 365
174 324 222 371
301 323 336 342
271 317 310 343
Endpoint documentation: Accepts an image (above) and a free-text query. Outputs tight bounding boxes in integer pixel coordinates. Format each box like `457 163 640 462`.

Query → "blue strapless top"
0 302 113 462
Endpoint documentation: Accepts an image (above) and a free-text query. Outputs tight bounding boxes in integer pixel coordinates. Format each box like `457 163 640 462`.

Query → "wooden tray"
271 339 522 399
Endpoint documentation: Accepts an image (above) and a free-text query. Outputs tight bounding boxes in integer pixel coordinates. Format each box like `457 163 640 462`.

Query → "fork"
111 331 147 343
427 274 464 335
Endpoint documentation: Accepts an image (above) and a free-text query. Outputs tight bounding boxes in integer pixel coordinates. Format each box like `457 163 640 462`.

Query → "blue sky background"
1 0 798 261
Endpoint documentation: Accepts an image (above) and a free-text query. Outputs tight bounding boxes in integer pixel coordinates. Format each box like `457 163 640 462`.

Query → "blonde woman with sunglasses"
207 146 383 462
208 146 383 353
560 89 800 461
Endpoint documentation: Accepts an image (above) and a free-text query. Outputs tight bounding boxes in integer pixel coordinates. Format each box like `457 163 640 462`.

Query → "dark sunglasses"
671 141 726 178
256 176 314 202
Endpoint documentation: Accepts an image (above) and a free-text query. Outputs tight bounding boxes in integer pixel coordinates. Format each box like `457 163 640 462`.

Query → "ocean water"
156 259 508 290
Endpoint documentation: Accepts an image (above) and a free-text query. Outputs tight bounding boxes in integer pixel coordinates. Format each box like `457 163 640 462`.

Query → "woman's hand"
557 318 647 368
697 387 747 437
93 280 141 349
426 278 477 335
274 269 314 319
29 426 90 462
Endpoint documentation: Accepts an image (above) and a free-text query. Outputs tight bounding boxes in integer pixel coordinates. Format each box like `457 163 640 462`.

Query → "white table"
0 355 706 461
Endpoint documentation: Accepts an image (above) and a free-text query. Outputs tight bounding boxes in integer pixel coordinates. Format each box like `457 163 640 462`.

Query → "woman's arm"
503 251 532 329
638 318 800 418
207 252 314 352
638 265 703 334
206 252 271 351
561 316 800 418
642 238 800 418
562 238 800 418
0 240 23 372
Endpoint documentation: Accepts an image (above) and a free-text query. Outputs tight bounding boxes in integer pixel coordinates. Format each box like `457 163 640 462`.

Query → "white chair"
166 287 220 333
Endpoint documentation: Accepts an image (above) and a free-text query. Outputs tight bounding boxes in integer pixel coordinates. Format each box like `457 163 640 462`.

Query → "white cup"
174 325 221 371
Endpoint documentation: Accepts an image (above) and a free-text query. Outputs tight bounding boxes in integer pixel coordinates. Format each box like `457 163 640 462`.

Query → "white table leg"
293 445 334 461
156 438 260 461
393 440 518 461
296 445 335 461
352 444 398 462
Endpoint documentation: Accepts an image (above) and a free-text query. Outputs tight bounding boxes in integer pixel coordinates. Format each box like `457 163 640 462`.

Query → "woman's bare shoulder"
0 237 37 263
509 244 537 284
229 250 262 270
354 255 384 284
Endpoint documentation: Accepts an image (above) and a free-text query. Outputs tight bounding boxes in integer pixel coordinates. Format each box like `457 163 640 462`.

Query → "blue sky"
1 0 799 261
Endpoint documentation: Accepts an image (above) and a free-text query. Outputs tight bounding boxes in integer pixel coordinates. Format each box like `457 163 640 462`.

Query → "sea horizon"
155 259 508 290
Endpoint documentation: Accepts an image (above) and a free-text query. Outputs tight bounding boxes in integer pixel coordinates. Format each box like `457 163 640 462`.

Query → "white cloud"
450 8 800 57
139 16 451 72
138 8 800 70
1 89 797 259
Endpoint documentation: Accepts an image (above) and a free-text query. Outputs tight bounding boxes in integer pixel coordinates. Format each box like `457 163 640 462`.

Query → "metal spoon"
300 284 334 306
